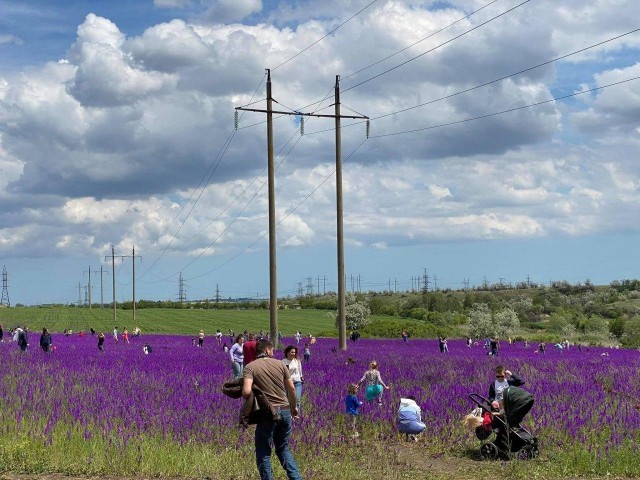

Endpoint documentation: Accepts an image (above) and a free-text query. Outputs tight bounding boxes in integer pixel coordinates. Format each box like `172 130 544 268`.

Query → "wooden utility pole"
235 70 368 351
266 70 278 346
100 265 108 308
335 75 346 350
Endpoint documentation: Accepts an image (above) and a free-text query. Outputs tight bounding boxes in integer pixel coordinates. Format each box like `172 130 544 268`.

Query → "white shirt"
494 379 509 402
282 358 303 382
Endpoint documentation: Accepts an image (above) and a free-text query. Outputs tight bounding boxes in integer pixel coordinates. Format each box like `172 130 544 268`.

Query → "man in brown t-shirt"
242 339 302 480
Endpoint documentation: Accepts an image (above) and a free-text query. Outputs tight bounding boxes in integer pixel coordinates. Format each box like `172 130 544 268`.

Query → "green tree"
467 304 493 338
467 304 520 339
622 317 640 348
335 293 371 331
608 316 626 339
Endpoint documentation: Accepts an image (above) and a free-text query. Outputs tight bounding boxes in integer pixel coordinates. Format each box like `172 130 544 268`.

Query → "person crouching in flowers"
398 396 426 442
357 360 390 405
345 384 363 438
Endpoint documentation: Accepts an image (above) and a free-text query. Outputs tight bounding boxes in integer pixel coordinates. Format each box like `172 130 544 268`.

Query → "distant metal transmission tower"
178 272 187 303
1 266 10 307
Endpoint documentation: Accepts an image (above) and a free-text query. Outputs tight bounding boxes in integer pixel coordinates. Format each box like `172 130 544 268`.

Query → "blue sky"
1 0 639 305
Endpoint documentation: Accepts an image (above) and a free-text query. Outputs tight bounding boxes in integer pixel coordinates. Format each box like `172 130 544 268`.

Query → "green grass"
0 306 342 336
0 306 412 337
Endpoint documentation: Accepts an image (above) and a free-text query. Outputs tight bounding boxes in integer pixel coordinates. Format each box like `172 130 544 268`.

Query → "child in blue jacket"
345 384 363 437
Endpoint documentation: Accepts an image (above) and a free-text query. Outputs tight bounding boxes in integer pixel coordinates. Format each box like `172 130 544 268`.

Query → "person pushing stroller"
489 365 525 410
467 365 538 460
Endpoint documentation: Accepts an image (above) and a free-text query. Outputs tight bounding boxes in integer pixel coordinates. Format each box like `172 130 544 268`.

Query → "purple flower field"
1 334 639 476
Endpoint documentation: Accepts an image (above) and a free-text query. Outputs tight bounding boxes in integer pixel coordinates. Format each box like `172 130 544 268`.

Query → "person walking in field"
98 332 105 352
242 339 302 480
113 327 118 343
303 343 311 362
39 328 52 353
198 330 204 348
122 327 129 344
215 329 222 345
489 338 499 356
282 345 304 413
17 327 29 352
229 334 245 379
243 333 257 366
357 361 390 405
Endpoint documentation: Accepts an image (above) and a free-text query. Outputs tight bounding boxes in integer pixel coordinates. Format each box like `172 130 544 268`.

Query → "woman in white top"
282 345 304 412
229 334 245 379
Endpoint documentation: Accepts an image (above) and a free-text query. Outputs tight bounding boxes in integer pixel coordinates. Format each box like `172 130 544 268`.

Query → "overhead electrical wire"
154 81 339 283
137 4 635 292
272 0 379 71
147 0 543 287
343 0 533 93
136 130 237 281
177 131 306 277
370 27 640 121
301 27 640 136
172 87 338 252
135 74 267 281
185 138 369 282
236 0 523 131
341 0 502 82
369 76 640 138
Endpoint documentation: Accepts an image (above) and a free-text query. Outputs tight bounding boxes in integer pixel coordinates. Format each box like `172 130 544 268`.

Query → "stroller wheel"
517 445 540 460
480 442 499 460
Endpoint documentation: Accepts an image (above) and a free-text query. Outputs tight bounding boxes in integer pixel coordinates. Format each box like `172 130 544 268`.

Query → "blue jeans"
232 361 243 378
255 408 302 480
293 381 303 412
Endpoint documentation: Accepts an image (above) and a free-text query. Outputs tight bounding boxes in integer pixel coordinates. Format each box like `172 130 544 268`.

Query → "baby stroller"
468 386 539 460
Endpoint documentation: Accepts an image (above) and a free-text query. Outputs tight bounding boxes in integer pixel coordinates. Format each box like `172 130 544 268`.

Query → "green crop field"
0 306 359 337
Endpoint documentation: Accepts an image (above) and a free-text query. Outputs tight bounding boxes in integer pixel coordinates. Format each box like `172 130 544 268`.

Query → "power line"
162 83 339 282
177 129 305 277
184 138 369 282
141 94 337 286
272 0 379 71
169 85 338 253
369 28 640 122
342 0 533 93
236 1 508 131
341 0 502 82
136 74 267 280
302 28 640 136
369 75 640 138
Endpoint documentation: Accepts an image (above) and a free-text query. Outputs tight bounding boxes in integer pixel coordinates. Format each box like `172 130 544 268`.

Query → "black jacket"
17 330 28 349
40 333 52 348
488 373 525 401
222 378 280 427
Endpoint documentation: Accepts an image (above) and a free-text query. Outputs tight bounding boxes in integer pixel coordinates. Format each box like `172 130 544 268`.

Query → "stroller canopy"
502 386 534 426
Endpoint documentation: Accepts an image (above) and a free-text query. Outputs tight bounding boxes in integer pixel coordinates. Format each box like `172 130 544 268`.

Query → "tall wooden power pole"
235 70 368 351
335 75 347 350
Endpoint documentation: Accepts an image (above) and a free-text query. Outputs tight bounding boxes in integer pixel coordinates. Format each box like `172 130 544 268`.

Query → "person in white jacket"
398 396 426 441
